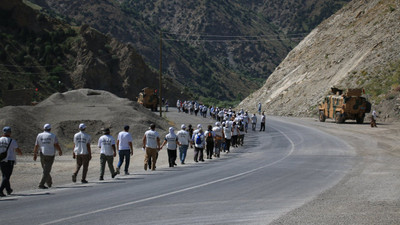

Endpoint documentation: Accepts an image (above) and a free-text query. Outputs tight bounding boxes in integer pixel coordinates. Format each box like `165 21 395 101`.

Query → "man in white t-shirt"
160 127 179 167
0 126 22 197
177 124 190 164
212 122 224 158
116 125 133 175
260 112 266 132
98 128 117 180
72 123 91 184
33 124 62 189
143 124 160 171
192 124 205 162
251 113 257 131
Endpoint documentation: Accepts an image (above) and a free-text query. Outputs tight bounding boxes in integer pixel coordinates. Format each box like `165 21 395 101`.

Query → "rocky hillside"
29 0 349 104
238 0 400 122
0 0 185 106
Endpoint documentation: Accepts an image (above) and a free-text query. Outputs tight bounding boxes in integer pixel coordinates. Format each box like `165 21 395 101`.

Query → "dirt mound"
0 89 168 152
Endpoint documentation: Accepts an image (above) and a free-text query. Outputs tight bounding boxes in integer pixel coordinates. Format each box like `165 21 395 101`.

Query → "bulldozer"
318 88 371 124
137 87 159 111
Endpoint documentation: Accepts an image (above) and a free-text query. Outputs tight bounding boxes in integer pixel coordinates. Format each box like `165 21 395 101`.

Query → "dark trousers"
100 154 115 177
0 161 14 193
206 141 214 159
225 139 231 152
194 147 204 162
232 135 238 147
74 154 90 181
167 149 177 167
117 149 131 172
260 122 265 131
39 154 55 187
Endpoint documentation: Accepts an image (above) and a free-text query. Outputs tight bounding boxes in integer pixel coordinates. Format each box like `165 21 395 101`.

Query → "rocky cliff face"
238 0 400 121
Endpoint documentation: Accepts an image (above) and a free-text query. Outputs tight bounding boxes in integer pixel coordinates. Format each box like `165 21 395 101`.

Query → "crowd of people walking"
0 102 266 197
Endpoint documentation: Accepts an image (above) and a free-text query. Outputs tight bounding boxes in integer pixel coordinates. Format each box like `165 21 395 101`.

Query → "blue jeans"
179 145 188 163
117 150 130 172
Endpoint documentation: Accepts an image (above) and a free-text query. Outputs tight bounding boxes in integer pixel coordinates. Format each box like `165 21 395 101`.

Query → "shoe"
144 165 147 171
72 174 77 183
125 171 130 175
6 189 13 195
0 192 5 197
174 163 177 166
112 172 117 178
181 162 185 165
38 185 48 189
47 184 52 188
116 167 120 174
81 180 88 184
99 176 104 181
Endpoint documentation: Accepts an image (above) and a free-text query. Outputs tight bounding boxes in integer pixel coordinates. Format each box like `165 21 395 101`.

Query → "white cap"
215 122 221 126
44 124 51 130
181 124 186 129
197 124 202 129
79 123 86 130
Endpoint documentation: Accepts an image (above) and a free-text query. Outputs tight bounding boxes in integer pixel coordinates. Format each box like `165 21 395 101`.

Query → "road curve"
0 116 356 225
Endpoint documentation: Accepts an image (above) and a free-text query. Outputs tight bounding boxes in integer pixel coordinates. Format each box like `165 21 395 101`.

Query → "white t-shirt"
0 137 18 162
35 131 58 156
117 131 133 150
212 126 223 137
261 115 266 123
223 127 232 139
73 131 91 155
192 131 205 148
145 130 160 149
164 133 178 150
251 115 257 123
232 125 239 136
98 134 115 156
177 130 190 146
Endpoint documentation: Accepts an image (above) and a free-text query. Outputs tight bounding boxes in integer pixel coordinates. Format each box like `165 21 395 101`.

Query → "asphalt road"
0 114 356 225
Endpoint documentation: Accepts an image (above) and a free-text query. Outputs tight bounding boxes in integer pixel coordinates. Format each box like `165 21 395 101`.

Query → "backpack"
195 133 203 145
206 132 213 143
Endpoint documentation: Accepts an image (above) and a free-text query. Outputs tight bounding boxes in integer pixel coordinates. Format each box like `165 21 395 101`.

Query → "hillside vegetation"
0 0 185 106
29 0 349 104
238 0 400 121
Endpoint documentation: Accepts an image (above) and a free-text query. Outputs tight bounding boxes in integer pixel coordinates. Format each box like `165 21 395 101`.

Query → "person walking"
371 110 378 127
251 113 257 131
33 124 62 189
223 122 232 153
177 124 190 164
160 127 179 167
192 124 205 162
72 123 91 184
188 124 194 148
231 122 240 148
143 124 161 171
212 122 224 158
204 125 215 159
258 102 262 115
260 112 266 132
116 125 133 175
0 127 22 197
98 128 117 180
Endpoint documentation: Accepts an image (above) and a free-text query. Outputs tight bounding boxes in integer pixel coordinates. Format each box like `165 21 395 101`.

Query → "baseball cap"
79 123 86 130
44 124 51 130
197 124 202 129
181 124 186 129
3 126 11 133
124 125 130 130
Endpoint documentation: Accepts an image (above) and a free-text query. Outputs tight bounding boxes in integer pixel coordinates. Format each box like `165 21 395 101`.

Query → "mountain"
29 0 350 104
238 0 400 121
0 0 185 106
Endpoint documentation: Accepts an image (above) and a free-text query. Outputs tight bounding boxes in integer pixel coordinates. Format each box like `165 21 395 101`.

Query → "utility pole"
159 31 162 117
